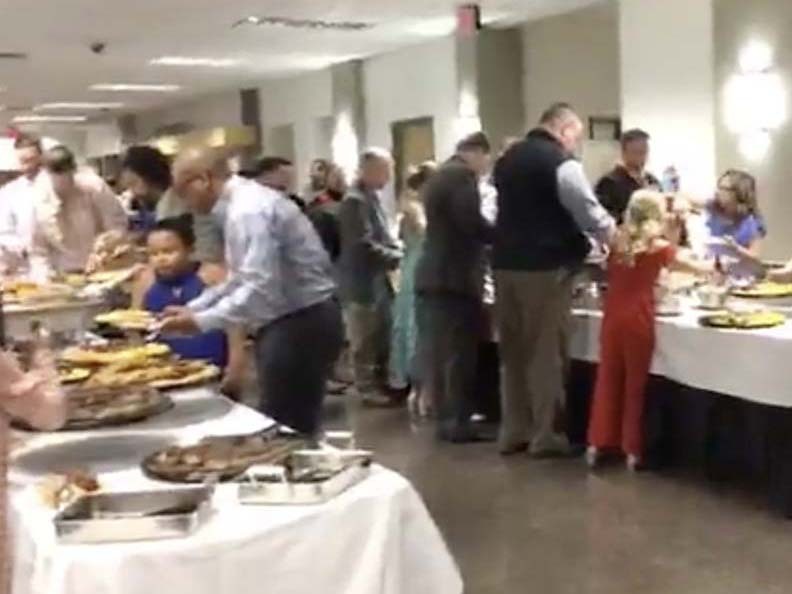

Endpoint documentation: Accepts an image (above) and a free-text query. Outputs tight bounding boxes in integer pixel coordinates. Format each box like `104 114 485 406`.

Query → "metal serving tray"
54 487 212 544
237 450 372 506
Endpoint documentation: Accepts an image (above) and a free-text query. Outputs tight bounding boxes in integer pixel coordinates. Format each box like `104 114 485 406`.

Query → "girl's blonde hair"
619 190 666 264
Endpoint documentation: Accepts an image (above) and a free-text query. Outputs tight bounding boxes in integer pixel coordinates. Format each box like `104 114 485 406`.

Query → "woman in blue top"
706 169 765 271
133 216 245 395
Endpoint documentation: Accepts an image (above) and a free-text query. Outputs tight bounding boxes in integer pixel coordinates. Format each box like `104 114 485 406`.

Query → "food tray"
13 387 174 432
141 428 312 484
11 434 178 483
84 359 221 391
5 298 106 341
54 487 212 544
699 311 786 330
238 450 372 505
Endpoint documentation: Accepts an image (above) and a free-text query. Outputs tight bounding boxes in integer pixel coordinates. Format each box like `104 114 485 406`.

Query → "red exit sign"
456 4 481 37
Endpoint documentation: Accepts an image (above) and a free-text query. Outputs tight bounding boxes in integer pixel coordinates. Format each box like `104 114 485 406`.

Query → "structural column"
619 0 717 196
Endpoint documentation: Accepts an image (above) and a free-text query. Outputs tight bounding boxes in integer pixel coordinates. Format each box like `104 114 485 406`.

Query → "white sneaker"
626 454 643 472
586 446 600 469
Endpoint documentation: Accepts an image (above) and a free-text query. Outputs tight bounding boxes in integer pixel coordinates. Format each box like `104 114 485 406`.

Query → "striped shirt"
189 176 336 331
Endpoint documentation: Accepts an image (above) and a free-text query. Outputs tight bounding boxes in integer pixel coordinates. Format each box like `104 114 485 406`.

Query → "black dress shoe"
499 442 529 456
438 426 497 444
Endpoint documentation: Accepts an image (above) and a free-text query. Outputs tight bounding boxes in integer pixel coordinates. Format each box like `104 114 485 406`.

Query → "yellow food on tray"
85 359 221 390
60 342 171 366
88 269 135 285
2 280 74 304
95 309 156 331
701 310 786 330
732 282 792 299
58 367 92 385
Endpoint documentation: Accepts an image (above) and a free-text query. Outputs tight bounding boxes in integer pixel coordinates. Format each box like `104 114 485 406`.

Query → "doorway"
391 117 435 196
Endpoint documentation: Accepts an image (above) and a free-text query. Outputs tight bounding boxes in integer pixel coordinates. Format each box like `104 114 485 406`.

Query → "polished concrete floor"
322 399 792 594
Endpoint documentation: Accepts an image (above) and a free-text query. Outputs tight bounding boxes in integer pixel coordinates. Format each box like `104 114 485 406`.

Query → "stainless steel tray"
237 450 372 505
54 487 212 544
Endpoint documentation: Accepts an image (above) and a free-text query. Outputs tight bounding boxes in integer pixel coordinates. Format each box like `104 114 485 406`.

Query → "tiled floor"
323 398 792 594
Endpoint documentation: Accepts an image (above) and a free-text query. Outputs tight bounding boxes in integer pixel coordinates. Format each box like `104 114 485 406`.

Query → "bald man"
493 103 616 457
160 148 342 436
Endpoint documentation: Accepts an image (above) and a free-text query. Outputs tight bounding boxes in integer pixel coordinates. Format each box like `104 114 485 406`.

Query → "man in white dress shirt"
0 134 44 271
160 148 343 436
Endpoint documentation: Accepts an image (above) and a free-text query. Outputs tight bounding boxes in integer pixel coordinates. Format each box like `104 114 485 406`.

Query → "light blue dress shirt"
189 176 336 332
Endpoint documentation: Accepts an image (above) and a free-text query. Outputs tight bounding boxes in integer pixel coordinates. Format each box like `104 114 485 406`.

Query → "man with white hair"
494 102 617 457
338 148 403 407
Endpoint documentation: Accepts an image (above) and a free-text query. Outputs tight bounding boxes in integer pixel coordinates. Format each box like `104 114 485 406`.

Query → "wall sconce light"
724 40 787 162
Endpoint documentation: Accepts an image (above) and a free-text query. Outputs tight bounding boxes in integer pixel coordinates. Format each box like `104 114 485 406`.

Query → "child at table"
132 216 245 395
587 190 711 471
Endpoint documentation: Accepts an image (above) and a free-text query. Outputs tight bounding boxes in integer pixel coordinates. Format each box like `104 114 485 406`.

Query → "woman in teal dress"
389 163 436 416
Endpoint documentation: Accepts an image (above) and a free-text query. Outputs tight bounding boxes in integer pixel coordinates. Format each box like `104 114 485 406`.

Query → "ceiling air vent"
233 16 373 32
0 52 28 60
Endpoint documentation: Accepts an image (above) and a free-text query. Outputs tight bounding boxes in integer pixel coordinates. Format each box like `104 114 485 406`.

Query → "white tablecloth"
12 467 461 594
9 390 462 594
570 306 792 408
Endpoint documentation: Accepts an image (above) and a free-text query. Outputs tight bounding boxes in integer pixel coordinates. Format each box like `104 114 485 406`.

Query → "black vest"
493 128 590 271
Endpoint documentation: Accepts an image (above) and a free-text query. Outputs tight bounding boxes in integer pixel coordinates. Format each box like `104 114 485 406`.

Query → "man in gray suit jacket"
415 132 495 442
338 149 403 406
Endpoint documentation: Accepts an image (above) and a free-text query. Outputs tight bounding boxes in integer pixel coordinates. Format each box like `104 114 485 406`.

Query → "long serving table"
9 388 463 594
566 305 792 515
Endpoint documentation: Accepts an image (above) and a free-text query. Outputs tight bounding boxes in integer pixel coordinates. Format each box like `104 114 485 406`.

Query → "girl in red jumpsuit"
587 190 707 471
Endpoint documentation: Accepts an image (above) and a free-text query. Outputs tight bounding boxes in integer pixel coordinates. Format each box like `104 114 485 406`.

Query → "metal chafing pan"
237 449 372 505
54 487 212 544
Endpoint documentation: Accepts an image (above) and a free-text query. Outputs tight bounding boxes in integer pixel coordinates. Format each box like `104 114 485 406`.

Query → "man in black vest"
493 103 616 457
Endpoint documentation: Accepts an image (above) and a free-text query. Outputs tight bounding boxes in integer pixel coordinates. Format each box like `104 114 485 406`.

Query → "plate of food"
60 342 171 367
87 268 138 286
731 282 792 299
15 386 173 431
37 470 101 509
94 309 156 331
699 310 786 330
142 432 310 483
2 280 74 304
58 367 92 385
85 359 221 391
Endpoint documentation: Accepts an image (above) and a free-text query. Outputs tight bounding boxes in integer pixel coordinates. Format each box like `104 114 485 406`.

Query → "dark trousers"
417 294 481 437
255 298 344 436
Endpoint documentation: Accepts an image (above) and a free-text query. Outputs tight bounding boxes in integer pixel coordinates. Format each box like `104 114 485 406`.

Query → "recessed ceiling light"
149 56 241 68
34 102 124 111
233 15 373 31
90 83 182 92
12 115 87 123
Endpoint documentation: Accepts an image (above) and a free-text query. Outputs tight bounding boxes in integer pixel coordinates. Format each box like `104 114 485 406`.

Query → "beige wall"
522 0 620 129
363 37 460 159
259 70 334 188
621 0 717 198
714 0 792 258
477 28 526 150
134 91 243 140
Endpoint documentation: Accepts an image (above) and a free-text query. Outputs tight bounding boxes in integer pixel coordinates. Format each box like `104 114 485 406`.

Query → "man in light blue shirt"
160 148 343 436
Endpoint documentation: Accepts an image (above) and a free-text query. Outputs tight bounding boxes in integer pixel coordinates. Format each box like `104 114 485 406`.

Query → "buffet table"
567 304 792 516
9 389 463 594
569 305 792 407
